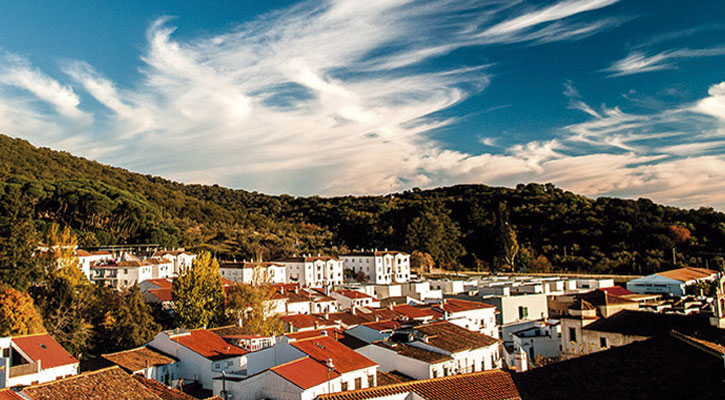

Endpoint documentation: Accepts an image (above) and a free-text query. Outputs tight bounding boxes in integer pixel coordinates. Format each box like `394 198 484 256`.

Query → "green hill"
2 133 724 275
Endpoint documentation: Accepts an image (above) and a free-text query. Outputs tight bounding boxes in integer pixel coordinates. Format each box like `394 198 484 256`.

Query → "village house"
273 255 344 288
332 289 381 310
74 249 112 280
147 328 248 390
101 346 179 386
0 333 79 389
90 259 153 289
342 250 411 284
219 261 287 285
151 250 197 275
433 298 498 338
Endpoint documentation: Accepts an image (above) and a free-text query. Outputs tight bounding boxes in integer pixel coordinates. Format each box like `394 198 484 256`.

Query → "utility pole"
672 247 677 266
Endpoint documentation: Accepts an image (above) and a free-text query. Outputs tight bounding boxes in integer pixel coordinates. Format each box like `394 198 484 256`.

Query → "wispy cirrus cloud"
605 47 725 76
4 0 725 209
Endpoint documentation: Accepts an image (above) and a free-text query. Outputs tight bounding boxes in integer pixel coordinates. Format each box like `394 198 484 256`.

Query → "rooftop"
336 289 375 300
131 374 197 400
374 341 452 364
0 389 23 400
413 322 499 353
102 346 176 372
21 367 161 400
392 304 442 320
147 288 172 302
11 333 78 369
318 369 520 400
435 299 495 313
582 309 717 338
656 267 718 283
291 336 377 374
170 329 247 360
271 357 341 390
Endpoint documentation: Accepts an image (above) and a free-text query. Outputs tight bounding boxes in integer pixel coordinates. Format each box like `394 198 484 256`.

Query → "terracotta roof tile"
435 299 496 313
11 333 78 369
131 374 197 400
21 367 161 400
319 369 520 400
414 321 499 352
280 314 330 330
145 279 173 289
392 305 442 319
170 329 247 360
335 289 374 300
271 357 340 389
362 320 402 331
102 347 176 372
148 288 173 302
291 336 377 373
285 327 344 340
374 341 452 364
0 389 23 400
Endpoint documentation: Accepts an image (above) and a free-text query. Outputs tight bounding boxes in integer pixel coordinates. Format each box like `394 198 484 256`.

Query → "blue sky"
1 1 724 208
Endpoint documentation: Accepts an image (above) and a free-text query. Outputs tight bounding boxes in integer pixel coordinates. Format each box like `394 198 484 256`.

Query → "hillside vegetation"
2 134 725 275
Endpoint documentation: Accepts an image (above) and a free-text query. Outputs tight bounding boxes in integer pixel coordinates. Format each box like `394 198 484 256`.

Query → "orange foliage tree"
0 286 45 336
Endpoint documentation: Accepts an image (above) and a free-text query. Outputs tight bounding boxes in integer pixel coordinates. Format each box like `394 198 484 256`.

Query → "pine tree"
172 251 225 329
0 186 41 291
92 285 160 353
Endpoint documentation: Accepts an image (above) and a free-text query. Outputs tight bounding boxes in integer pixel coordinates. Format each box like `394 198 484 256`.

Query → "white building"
275 256 343 288
331 289 380 310
151 250 197 275
90 259 154 289
433 299 498 338
0 333 79 388
220 261 287 285
148 328 248 390
342 251 411 284
74 250 112 280
147 258 174 280
626 267 719 297
510 319 562 363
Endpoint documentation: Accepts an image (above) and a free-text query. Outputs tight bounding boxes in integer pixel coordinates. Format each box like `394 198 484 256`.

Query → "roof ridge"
270 356 311 370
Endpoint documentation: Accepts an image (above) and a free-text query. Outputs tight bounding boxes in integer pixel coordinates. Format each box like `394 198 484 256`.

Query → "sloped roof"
285 327 343 341
583 309 715 337
435 299 496 313
318 369 520 400
414 321 499 352
291 336 377 373
21 367 161 400
374 341 452 364
336 289 375 300
362 319 402 331
148 288 173 302
102 347 176 372
597 286 635 296
657 267 718 282
131 374 197 400
280 314 330 330
580 290 638 307
144 279 173 289
12 333 78 369
511 334 725 400
271 357 340 390
392 304 442 319
0 389 23 400
568 298 596 311
170 329 247 360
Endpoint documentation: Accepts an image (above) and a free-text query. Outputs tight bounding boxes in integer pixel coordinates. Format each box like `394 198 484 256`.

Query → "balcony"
9 361 40 378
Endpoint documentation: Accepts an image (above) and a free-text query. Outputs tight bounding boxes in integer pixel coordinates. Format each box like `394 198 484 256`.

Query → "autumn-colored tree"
225 283 283 336
172 251 225 329
411 250 434 275
44 224 87 286
668 225 692 245
0 285 45 336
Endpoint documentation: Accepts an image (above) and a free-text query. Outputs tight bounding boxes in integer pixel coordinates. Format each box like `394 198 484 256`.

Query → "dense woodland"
3 134 725 277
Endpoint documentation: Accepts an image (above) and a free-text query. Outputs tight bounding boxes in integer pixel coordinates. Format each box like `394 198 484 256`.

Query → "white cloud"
4 0 725 209
606 47 725 76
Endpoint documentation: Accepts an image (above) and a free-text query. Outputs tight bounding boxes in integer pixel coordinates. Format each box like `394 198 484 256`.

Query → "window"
367 374 374 387
341 382 348 391
600 337 607 349
432 369 438 378
569 327 577 342
518 306 529 319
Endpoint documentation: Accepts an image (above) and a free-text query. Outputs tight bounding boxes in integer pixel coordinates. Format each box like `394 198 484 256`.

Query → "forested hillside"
2 134 725 275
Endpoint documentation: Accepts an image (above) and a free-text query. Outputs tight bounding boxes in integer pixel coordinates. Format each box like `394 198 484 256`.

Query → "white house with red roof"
151 250 197 275
433 299 498 338
147 328 248 390
74 249 112 280
0 333 79 388
214 336 377 400
332 289 380 310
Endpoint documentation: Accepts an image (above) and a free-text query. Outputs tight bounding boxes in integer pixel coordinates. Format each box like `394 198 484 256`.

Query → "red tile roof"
170 329 247 360
102 347 176 372
21 367 160 400
148 288 173 302
291 336 377 373
597 286 634 296
319 369 520 400
271 357 341 389
0 389 23 400
392 304 442 319
414 321 499 352
11 333 78 369
131 374 197 400
286 328 344 340
335 289 374 300
436 299 496 313
145 279 173 289
280 314 330 330
362 320 402 331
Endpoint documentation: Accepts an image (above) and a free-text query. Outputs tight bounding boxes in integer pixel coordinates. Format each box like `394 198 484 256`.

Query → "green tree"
0 186 41 291
405 204 464 269
494 202 519 271
0 285 46 336
225 283 283 336
172 251 225 329
92 285 160 353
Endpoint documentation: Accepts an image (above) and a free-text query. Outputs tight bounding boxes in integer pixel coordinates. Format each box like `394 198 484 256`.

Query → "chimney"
515 348 528 373
351 306 356 315
388 303 394 310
